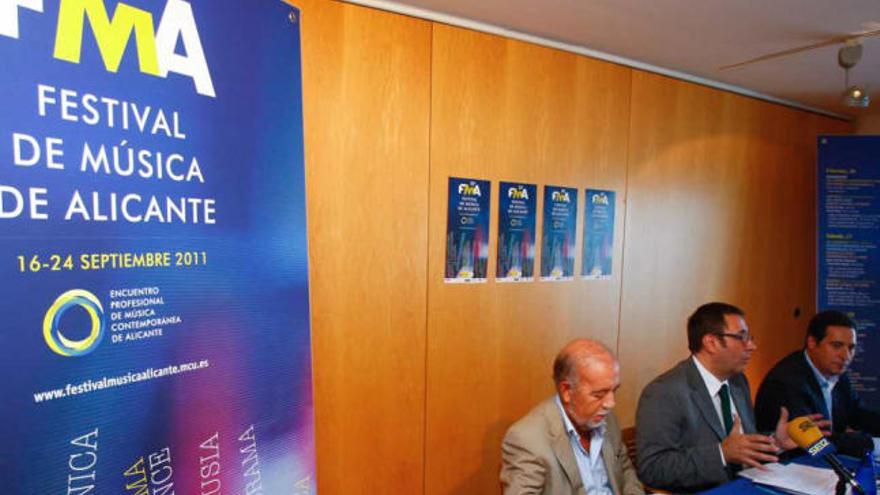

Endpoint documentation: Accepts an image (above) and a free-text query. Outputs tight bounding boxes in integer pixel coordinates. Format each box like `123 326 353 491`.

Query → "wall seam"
421 19 435 495
614 70 635 360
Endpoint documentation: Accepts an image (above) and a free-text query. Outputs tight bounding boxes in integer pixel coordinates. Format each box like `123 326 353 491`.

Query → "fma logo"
591 193 609 205
2 0 215 97
508 187 528 200
551 190 570 203
458 182 481 197
43 289 106 357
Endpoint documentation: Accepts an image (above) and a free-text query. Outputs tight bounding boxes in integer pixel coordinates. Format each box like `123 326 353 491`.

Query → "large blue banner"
0 1 314 493
818 136 880 411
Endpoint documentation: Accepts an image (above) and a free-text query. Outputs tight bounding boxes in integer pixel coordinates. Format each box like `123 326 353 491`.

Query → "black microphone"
787 416 866 495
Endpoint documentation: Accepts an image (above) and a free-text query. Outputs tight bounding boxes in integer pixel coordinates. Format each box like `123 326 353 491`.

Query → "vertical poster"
445 177 490 283
582 189 616 280
497 182 536 282
818 136 880 410
540 185 578 281
0 1 315 494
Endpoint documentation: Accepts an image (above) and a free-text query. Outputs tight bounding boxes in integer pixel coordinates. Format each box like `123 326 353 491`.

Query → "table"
699 455 878 494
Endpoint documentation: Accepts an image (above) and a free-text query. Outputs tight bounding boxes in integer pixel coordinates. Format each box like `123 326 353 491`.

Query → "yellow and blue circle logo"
43 289 105 357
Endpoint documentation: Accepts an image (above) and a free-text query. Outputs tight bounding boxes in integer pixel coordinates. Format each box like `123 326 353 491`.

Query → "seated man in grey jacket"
501 339 643 495
635 302 816 493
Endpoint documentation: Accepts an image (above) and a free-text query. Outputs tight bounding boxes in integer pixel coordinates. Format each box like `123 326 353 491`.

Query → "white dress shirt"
803 351 839 425
692 355 741 465
692 355 741 431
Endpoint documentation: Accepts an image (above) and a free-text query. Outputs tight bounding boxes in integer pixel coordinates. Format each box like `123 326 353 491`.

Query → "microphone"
787 416 866 495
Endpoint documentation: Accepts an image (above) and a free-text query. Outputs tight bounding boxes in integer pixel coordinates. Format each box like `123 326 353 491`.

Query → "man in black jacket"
755 310 880 456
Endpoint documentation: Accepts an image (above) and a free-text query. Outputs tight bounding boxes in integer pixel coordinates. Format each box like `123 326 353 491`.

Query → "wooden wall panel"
299 1 431 493
297 1 852 492
616 71 853 426
425 25 632 495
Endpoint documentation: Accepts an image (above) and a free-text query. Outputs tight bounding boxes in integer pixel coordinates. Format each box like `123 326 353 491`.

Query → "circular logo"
43 289 105 357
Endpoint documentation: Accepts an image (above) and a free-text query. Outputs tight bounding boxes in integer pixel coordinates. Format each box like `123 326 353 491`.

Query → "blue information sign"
818 136 880 410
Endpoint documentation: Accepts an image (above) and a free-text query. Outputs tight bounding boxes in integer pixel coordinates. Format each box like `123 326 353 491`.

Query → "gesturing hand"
721 415 779 469
772 406 831 451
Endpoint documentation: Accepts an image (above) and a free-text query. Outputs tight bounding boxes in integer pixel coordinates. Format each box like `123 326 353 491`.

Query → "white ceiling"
353 0 880 119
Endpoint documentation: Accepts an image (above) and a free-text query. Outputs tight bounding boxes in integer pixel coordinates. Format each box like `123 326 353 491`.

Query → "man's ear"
702 333 718 353
806 335 818 350
558 380 572 404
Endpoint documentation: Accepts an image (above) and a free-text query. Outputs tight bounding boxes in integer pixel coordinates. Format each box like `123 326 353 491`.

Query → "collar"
554 395 606 441
804 351 839 390
692 354 729 397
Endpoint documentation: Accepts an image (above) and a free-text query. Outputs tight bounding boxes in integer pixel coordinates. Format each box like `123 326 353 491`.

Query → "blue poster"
818 136 880 411
541 185 578 281
582 189 616 280
497 182 536 282
0 1 314 493
445 177 490 283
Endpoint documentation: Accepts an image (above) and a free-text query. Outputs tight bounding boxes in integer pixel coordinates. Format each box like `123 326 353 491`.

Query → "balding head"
553 338 616 390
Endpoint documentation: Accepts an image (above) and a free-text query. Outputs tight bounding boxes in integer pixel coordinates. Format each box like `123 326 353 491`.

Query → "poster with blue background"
582 189 615 280
541 185 578 281
818 136 880 411
445 177 490 283
497 181 536 282
0 1 314 493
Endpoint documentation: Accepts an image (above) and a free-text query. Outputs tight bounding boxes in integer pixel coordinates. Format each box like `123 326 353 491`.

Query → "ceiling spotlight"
839 43 870 108
843 85 870 107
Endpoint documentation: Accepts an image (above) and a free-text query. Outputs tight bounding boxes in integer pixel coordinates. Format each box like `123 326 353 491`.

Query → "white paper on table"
737 462 840 495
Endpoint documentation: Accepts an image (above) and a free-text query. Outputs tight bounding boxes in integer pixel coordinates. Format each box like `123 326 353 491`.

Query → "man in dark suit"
755 310 880 456
635 302 803 493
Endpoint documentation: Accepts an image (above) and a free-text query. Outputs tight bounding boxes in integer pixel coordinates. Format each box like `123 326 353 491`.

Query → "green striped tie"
719 383 734 435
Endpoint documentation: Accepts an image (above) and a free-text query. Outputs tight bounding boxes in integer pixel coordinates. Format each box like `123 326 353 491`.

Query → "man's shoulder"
641 358 693 395
729 371 752 396
763 351 807 384
504 397 559 448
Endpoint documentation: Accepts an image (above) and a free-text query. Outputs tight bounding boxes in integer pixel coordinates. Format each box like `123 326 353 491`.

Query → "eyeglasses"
717 332 755 344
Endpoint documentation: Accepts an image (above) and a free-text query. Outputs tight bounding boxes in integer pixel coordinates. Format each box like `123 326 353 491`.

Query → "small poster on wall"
582 189 616 280
497 182 537 282
540 185 579 281
445 177 491 283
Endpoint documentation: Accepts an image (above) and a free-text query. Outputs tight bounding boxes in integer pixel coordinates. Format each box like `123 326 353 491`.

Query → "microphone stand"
829 459 865 495
835 477 846 495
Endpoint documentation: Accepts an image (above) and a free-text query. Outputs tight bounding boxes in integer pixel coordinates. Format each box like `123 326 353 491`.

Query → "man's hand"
721 415 779 469
772 407 831 451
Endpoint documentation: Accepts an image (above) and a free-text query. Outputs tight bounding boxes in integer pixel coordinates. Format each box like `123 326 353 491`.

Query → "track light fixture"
839 43 870 108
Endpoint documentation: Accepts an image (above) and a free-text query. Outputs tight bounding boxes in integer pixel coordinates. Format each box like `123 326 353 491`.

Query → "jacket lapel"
730 379 755 434
686 359 726 440
546 401 585 492
601 439 621 495
797 353 832 420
